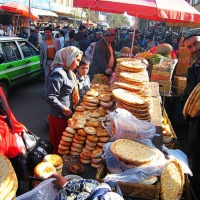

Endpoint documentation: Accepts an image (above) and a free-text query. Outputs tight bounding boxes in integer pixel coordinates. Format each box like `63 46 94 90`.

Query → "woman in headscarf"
45 46 83 153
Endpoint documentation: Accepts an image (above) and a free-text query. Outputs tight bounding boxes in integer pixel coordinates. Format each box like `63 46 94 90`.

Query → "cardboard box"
175 46 191 76
150 78 172 95
173 76 187 96
150 67 172 81
150 58 178 81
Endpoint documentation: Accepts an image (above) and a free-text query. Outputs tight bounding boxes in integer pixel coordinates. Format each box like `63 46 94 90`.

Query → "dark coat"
89 38 117 81
28 32 38 47
78 39 91 55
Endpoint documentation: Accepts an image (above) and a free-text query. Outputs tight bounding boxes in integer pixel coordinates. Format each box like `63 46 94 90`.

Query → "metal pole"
28 0 31 37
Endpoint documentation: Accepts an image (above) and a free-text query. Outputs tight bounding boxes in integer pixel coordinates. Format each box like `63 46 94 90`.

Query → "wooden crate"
96 165 160 200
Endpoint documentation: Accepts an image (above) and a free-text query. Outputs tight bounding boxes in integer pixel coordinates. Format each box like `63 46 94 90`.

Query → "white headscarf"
51 46 83 70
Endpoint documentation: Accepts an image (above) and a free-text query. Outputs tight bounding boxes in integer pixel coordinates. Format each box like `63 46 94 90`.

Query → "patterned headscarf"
51 46 83 108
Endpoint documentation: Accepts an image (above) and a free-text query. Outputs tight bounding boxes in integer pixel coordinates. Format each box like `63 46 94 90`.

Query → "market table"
61 82 164 179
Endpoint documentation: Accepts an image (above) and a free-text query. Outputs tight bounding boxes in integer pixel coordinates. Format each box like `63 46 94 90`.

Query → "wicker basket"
96 165 160 200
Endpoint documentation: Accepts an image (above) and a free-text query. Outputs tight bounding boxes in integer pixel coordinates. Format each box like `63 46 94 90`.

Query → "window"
1 42 20 62
18 41 38 58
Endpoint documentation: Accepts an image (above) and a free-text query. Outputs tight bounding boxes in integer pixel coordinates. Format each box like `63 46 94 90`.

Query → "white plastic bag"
162 145 193 176
16 178 59 200
102 108 156 141
103 142 166 183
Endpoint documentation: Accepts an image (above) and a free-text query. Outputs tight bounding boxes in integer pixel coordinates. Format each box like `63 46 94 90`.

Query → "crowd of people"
1 21 200 199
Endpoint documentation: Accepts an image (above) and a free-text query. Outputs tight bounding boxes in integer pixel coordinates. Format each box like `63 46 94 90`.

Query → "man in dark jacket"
28 26 38 47
89 28 117 81
78 33 91 55
74 25 86 42
181 28 200 199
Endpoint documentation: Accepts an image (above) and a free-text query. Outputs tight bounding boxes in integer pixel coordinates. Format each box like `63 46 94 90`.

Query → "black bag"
22 130 53 174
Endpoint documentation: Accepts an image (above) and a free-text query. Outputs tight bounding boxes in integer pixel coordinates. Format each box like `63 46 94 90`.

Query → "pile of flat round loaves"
113 58 153 121
183 82 200 117
57 84 117 168
0 154 18 200
110 139 162 185
33 154 63 187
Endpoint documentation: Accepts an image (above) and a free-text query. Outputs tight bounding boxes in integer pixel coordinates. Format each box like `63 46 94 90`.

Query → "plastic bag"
162 145 193 176
102 108 156 141
103 142 166 183
16 178 59 200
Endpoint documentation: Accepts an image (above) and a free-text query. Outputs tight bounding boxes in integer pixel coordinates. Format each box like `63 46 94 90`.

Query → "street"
8 80 49 141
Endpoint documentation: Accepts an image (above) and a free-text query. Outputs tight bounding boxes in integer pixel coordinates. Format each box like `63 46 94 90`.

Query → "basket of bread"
96 139 186 200
0 154 18 200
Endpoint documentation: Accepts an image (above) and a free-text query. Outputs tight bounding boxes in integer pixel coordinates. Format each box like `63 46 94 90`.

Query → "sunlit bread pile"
0 154 18 200
114 58 153 120
57 84 116 168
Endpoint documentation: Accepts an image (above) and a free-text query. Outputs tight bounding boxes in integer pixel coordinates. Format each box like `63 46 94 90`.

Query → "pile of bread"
110 139 161 185
33 154 63 187
113 58 153 121
0 154 18 200
183 82 200 117
57 84 116 168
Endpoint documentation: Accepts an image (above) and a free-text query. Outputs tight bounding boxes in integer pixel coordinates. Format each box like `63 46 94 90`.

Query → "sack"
22 130 53 174
16 178 59 200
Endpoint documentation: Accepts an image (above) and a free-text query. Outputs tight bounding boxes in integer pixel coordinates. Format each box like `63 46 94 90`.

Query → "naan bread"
161 159 184 200
110 139 157 164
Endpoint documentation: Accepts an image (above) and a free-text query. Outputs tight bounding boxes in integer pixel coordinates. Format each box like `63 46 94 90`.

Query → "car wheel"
0 82 8 97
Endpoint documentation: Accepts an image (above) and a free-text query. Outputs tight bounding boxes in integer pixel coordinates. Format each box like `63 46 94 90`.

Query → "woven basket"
96 164 160 200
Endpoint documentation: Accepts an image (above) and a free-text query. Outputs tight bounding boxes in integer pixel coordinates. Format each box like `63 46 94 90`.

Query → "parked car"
39 31 59 41
0 36 42 96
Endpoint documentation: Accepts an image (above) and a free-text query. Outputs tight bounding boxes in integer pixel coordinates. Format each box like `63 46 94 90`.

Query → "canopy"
74 0 200 26
31 8 58 17
0 2 39 20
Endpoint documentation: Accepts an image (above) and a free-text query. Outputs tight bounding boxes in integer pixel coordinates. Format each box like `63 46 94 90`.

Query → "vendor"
181 28 200 199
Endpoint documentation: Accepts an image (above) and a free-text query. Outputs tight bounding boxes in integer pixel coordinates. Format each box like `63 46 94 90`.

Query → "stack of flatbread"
112 88 151 121
0 154 18 200
110 139 158 165
114 59 153 116
183 83 200 117
161 159 185 200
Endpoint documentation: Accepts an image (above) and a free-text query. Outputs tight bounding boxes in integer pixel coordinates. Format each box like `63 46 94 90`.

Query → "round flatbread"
110 139 157 164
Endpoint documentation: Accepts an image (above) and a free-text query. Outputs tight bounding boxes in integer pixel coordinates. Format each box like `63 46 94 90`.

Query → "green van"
0 37 42 96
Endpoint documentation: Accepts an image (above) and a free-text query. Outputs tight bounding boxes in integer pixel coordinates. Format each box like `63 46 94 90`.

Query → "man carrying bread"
182 28 200 199
89 28 117 81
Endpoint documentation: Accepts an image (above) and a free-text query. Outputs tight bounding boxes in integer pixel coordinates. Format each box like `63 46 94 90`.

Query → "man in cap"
181 28 200 199
28 26 37 47
89 28 117 81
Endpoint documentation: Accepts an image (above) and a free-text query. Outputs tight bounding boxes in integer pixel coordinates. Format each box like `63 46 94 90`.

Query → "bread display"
110 139 157 164
0 154 18 200
161 159 185 200
57 84 113 168
183 82 200 117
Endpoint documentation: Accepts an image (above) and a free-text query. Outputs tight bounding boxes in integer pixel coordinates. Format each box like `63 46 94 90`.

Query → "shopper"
89 28 117 81
64 30 80 49
40 26 60 96
44 46 83 153
181 28 200 199
76 56 90 102
28 26 37 47
0 87 26 195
